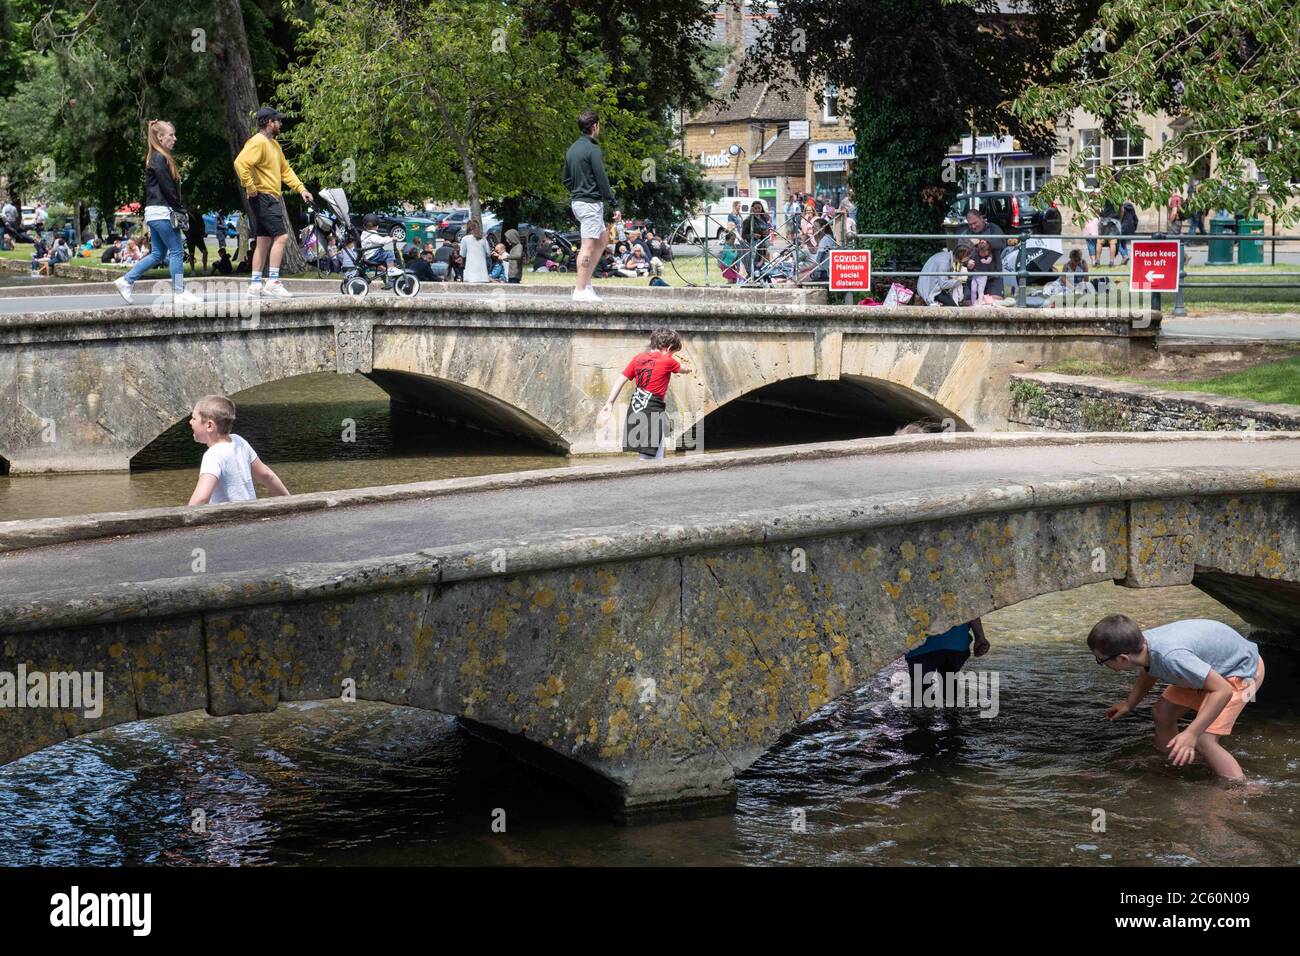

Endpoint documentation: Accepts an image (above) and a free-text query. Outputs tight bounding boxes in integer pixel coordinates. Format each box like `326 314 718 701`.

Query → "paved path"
1162 316 1300 341
4 438 1299 599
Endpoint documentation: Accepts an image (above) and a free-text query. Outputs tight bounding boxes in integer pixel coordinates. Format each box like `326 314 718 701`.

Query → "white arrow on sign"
1145 271 1164 282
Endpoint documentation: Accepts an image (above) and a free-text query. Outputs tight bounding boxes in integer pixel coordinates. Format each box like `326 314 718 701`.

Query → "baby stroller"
310 187 420 297
546 229 578 272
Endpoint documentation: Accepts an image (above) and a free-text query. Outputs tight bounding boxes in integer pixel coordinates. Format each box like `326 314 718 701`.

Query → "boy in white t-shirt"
187 394 290 506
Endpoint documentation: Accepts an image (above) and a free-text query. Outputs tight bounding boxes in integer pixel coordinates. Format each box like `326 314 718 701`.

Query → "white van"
678 198 754 242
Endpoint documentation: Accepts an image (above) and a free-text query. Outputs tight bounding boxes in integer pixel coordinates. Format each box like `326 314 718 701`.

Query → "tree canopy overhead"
1014 0 1300 222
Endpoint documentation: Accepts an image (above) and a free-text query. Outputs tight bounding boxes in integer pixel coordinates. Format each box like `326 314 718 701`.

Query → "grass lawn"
1127 356 1300 406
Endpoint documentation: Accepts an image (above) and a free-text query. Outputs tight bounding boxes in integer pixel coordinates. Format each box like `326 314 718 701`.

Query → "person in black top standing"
562 109 616 302
113 119 203 305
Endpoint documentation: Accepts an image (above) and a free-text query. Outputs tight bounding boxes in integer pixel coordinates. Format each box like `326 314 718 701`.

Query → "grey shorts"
571 200 606 240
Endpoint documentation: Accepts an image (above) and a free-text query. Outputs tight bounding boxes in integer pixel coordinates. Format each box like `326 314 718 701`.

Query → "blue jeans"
638 439 666 460
124 218 184 292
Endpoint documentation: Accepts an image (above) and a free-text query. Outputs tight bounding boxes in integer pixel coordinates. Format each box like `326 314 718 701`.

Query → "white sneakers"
571 286 602 303
248 280 292 298
113 276 133 304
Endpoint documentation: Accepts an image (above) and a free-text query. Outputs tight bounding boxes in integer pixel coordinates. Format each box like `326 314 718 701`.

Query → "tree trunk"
463 148 481 226
209 0 306 273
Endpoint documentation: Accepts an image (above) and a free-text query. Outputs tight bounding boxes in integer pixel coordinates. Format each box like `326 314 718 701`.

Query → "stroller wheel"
342 275 369 297
393 273 420 297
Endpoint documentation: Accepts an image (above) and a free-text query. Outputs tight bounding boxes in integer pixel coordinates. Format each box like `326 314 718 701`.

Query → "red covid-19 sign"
829 249 872 291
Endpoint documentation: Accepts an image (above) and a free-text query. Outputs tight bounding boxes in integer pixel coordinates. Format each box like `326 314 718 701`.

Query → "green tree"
2 0 304 259
279 0 622 222
741 0 1100 260
1014 0 1300 223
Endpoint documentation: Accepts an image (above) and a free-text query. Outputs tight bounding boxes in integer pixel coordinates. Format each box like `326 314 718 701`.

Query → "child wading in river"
597 327 693 460
187 394 291 505
1088 615 1264 779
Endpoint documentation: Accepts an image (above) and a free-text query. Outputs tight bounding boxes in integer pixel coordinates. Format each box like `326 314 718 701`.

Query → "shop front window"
1004 165 1050 192
814 170 847 207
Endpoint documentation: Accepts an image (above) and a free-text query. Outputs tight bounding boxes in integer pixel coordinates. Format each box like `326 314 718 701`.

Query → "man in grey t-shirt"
1087 615 1264 780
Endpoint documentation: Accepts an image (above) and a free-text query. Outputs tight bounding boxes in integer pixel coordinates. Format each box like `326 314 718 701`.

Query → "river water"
0 375 1295 865
0 372 878 520
0 582 1293 866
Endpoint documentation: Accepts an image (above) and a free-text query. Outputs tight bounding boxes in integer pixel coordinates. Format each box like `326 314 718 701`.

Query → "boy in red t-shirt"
597 326 693 459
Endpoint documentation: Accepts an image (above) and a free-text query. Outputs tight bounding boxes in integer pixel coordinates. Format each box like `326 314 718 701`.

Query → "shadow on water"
0 582 1295 866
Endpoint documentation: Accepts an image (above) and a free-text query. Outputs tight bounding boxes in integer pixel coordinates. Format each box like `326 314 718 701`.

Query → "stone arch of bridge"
690 372 971 445
129 367 571 468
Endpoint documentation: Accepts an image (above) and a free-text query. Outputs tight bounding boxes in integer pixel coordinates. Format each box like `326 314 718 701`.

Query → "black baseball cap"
255 107 285 125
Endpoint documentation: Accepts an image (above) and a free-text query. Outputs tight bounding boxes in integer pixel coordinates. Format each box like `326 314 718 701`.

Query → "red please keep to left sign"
829 249 872 291
1129 240 1180 292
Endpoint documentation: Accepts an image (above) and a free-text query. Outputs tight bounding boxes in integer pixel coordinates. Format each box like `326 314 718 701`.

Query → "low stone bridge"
0 292 1156 473
1 433 1295 818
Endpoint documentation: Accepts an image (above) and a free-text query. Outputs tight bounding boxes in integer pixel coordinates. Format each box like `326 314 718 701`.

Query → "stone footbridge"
0 294 1156 473
0 434 1295 818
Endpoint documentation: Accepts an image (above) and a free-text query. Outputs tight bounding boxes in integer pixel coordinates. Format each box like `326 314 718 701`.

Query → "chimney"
724 0 745 61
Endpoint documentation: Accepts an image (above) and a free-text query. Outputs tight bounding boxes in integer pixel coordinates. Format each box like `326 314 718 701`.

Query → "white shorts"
571 200 606 240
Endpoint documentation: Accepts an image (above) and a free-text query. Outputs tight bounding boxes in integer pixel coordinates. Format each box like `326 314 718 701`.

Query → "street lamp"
729 144 746 196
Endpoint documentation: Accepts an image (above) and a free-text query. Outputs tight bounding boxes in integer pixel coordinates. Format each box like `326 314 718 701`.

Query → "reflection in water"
0 582 1294 866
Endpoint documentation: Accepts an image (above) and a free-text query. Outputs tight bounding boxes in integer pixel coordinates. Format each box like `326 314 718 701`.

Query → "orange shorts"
1161 657 1264 736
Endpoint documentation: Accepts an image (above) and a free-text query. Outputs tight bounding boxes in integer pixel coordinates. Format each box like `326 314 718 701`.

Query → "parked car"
435 208 472 241
677 199 755 242
351 209 441 244
944 191 1062 236
203 211 242 238
439 211 500 243
20 206 37 227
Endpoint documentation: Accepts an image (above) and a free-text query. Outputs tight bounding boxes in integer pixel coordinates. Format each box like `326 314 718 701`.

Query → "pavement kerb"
5 431 1300 554
4 465 1300 635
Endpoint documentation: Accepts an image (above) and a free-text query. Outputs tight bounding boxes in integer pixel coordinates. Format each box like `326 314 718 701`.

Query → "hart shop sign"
1129 240 1180 292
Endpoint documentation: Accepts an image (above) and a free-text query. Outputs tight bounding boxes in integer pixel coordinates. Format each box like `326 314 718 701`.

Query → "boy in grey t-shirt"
1087 615 1264 779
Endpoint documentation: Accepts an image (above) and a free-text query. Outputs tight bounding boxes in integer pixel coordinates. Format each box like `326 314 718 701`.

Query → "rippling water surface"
1 582 1294 866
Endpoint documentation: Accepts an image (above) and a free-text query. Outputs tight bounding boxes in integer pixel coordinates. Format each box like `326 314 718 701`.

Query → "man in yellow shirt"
233 107 313 298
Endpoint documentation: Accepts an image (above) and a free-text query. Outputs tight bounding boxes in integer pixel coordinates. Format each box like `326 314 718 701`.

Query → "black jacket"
144 152 183 211
1120 203 1138 235
562 135 615 204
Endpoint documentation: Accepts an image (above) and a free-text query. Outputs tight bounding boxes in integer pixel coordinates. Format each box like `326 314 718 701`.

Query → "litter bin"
1207 216 1236 265
1238 218 1265 265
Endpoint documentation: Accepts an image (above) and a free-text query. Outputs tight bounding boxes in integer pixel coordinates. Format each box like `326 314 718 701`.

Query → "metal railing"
666 210 1300 314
